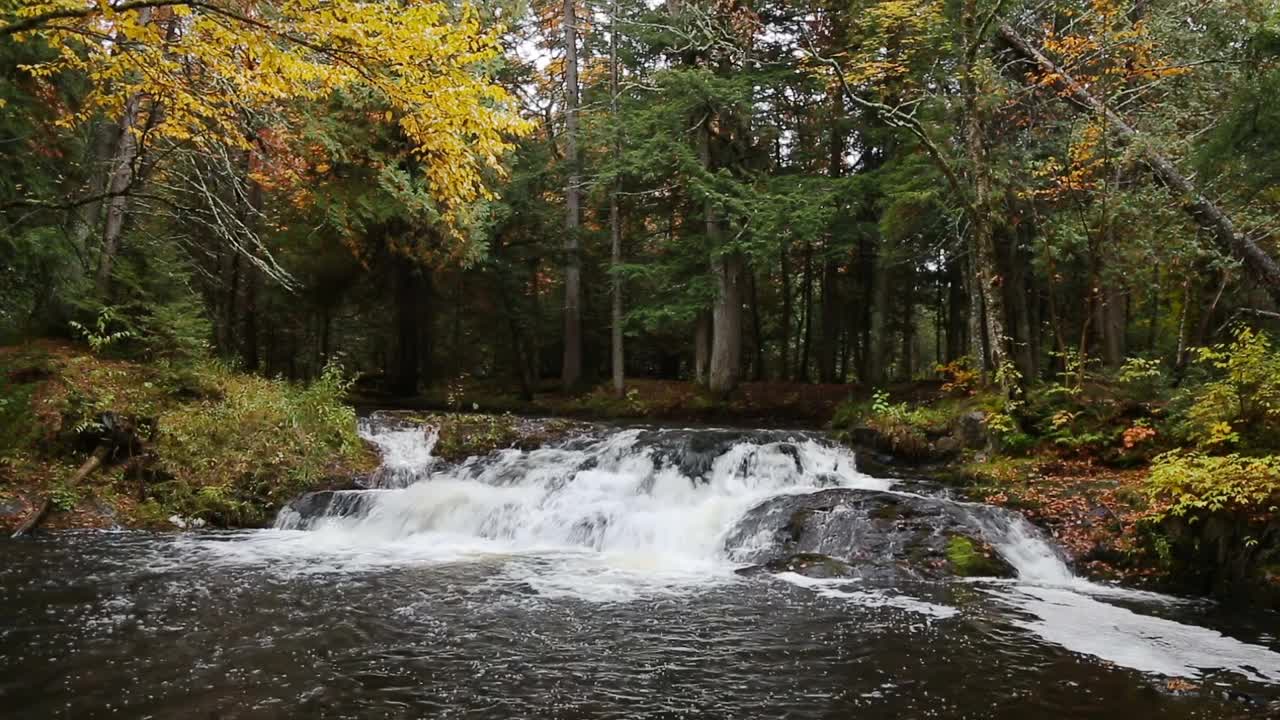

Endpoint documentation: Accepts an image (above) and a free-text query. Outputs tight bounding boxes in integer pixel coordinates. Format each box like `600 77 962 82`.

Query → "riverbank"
0 342 379 532
830 378 1280 608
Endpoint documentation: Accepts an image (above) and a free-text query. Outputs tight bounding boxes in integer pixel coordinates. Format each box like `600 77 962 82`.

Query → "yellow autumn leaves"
11 0 532 224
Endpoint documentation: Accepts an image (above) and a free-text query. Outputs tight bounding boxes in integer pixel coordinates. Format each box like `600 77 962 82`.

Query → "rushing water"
2 414 1279 719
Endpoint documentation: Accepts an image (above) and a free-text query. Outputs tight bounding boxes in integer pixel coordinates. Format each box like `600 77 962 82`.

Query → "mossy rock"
946 535 1014 578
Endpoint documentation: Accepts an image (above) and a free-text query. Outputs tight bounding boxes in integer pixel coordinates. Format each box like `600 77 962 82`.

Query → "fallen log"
997 23 1280 307
11 443 111 538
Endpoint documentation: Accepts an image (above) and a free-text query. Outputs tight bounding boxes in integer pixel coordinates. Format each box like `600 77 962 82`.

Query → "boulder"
725 488 1016 582
952 411 990 450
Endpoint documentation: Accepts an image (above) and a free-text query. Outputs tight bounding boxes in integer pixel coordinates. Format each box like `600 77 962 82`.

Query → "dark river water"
2 421 1278 719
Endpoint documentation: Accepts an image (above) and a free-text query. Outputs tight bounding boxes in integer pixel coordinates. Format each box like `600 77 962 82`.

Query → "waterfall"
277 418 889 566
198 414 1280 684
266 414 1101 596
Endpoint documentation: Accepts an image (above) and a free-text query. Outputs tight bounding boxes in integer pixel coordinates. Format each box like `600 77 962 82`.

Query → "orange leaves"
1024 117 1109 200
1122 424 1157 449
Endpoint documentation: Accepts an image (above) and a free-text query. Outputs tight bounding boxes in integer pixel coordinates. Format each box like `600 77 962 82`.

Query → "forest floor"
356 377 903 427
949 456 1161 585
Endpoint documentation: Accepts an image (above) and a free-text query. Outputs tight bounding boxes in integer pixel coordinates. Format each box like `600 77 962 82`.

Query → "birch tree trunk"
95 92 145 299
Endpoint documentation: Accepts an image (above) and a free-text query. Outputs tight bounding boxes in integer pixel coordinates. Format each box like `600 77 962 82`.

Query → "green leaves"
1147 451 1280 521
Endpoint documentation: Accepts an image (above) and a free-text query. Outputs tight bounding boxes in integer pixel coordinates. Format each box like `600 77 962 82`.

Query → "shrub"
936 358 979 397
1115 356 1167 401
153 361 370 525
1172 326 1280 451
1146 451 1280 520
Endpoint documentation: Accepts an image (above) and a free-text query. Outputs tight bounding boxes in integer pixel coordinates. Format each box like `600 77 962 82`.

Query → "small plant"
1117 356 1165 399
870 389 895 417
936 358 979 396
1173 326 1280 451
445 374 470 411
1046 347 1092 399
50 482 81 512
69 307 133 353
1122 422 1157 449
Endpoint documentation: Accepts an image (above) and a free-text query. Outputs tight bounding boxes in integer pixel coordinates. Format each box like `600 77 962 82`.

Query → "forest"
3 1 1280 590
1 0 1274 400
6 1 1280 714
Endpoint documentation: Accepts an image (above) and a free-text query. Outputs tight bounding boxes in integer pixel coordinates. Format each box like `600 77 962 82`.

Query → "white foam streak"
358 420 439 488
995 585 1280 681
775 572 958 619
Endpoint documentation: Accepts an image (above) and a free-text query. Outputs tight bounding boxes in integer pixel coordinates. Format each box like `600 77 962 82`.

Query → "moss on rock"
945 535 1012 577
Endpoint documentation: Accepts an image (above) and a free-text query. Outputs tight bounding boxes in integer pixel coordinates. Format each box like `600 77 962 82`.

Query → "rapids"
2 412 1279 718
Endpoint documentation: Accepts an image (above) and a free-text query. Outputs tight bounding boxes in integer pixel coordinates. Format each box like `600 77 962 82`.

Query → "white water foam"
775 572 959 620
994 585 1280 681
972 508 1280 682
197 425 888 600
358 419 440 488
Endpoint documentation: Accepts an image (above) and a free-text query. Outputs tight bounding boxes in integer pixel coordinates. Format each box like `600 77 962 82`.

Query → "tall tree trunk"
419 271 435 388
241 267 259 372
68 120 118 267
779 245 792 380
560 0 583 391
818 87 844 383
866 252 890 385
239 174 263 373
709 251 745 395
962 3 1018 397
899 267 915 381
95 92 145 299
799 240 814 382
394 257 420 396
818 257 840 383
319 306 332 366
694 311 711 384
749 268 765 381
946 255 967 361
857 235 875 380
965 251 988 373
609 0 624 398
1100 283 1127 367
1005 230 1035 379
224 251 241 359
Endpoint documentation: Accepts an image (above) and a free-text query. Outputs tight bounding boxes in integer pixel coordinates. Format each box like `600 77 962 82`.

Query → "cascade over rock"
275 413 1074 584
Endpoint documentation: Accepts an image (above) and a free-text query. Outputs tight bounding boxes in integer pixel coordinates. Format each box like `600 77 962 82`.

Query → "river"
2 414 1278 718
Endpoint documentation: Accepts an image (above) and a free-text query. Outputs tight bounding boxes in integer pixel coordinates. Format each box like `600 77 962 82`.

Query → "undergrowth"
0 342 376 528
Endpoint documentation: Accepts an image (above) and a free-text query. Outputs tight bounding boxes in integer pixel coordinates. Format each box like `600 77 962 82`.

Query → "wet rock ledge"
727 488 1016 582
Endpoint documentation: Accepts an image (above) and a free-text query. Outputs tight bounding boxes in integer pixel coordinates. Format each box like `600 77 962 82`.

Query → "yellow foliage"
12 0 532 227
839 0 947 87
1027 0 1188 201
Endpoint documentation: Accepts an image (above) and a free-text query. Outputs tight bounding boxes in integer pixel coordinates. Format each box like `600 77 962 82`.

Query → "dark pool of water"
1 531 1278 719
